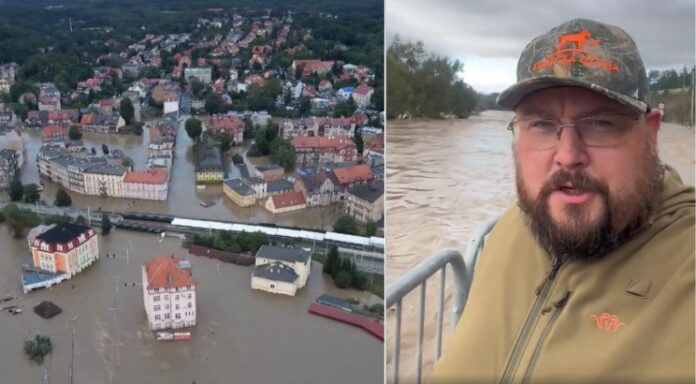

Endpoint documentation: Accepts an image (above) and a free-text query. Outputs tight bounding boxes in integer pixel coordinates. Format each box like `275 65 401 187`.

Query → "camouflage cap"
497 19 649 112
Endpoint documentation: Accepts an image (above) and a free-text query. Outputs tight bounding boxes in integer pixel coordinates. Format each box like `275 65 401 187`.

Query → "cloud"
387 0 695 92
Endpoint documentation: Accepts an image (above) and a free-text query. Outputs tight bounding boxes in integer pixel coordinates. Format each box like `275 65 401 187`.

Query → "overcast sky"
386 0 696 93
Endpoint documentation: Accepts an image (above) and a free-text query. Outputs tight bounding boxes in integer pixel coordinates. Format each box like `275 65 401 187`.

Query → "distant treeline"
386 37 477 119
649 67 695 92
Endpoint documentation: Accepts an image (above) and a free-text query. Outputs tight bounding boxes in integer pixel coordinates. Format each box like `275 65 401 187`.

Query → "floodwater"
385 110 695 382
0 229 383 384
16 117 343 230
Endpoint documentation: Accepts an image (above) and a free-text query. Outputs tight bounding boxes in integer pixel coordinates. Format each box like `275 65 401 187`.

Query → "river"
0 229 383 383
385 110 695 382
13 117 343 231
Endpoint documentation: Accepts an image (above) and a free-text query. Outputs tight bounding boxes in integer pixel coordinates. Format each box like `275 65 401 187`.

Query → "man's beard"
515 148 664 261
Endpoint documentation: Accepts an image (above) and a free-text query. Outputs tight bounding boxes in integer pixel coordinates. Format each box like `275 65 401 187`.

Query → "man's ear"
644 109 661 152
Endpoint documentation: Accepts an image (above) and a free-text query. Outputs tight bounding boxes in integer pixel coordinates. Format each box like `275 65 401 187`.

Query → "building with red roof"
265 191 307 214
204 114 244 145
291 135 357 165
141 255 197 330
352 85 374 108
123 169 169 201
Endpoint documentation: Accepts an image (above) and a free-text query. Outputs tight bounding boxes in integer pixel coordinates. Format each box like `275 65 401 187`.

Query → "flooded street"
385 110 695 382
15 117 343 230
0 229 383 383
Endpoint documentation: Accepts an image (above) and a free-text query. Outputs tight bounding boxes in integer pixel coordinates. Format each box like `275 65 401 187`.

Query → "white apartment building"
142 256 197 331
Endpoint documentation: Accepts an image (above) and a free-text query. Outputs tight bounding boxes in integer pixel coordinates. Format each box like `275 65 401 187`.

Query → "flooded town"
0 2 384 383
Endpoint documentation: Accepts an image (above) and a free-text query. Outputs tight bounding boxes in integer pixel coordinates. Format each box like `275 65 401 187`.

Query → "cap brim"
496 76 648 113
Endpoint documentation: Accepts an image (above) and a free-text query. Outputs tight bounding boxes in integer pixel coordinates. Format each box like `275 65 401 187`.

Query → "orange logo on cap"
590 313 625 332
533 29 619 73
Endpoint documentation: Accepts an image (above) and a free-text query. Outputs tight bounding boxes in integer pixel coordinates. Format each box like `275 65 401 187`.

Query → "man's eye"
583 119 614 131
528 120 556 131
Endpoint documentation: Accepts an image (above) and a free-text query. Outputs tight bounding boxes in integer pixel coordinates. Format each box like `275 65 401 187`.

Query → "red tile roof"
124 169 169 184
291 136 355 150
332 164 374 185
145 256 195 290
353 85 374 96
270 191 306 208
41 125 67 140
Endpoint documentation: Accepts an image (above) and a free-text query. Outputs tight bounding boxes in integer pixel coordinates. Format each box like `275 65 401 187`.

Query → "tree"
122 156 134 169
75 215 87 225
191 77 205 97
185 118 203 141
68 126 82 140
219 134 233 153
91 147 97 155
205 92 225 114
9 178 23 201
55 188 72 207
101 143 109 155
243 116 254 140
119 97 134 125
323 245 341 278
333 215 359 235
23 184 40 204
333 97 356 117
334 270 352 289
270 137 295 172
354 129 364 154
365 220 378 236
24 334 52 364
298 96 311 116
101 214 112 235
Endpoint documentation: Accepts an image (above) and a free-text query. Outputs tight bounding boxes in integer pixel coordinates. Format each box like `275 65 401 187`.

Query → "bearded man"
433 19 694 383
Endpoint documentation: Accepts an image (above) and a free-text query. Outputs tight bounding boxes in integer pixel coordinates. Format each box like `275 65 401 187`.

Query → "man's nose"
553 126 589 169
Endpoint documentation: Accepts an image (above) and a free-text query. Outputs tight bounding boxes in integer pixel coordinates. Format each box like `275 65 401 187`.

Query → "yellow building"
223 178 256 207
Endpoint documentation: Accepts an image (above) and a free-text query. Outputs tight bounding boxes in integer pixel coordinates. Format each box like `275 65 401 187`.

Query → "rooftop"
224 178 256 196
253 261 298 283
144 256 195 290
124 169 169 184
347 181 384 203
36 222 92 244
270 191 306 209
256 245 310 264
332 164 374 185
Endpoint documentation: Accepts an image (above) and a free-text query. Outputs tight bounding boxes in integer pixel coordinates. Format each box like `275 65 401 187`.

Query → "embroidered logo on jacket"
590 313 625 332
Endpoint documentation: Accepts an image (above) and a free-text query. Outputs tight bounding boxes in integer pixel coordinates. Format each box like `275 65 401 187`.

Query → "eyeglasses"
508 113 641 150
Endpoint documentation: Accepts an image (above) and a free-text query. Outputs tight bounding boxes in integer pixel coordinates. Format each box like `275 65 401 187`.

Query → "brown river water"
14 117 342 230
385 110 695 382
0 229 383 383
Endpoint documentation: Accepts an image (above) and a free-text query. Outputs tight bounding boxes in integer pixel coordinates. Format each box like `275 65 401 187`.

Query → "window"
154 305 160 311
175 304 179 310
165 304 169 310
153 295 160 302
164 313 170 319
188 293 192 299
155 314 160 320
270 284 275 289
175 313 180 319
188 303 192 308
175 295 179 300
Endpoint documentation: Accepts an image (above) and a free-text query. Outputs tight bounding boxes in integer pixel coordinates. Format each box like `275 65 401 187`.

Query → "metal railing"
386 214 500 384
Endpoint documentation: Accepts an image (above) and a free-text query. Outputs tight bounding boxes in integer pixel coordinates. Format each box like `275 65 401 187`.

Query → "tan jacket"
433 167 695 383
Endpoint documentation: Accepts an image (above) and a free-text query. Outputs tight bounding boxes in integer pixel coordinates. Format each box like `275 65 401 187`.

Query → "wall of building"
251 276 297 296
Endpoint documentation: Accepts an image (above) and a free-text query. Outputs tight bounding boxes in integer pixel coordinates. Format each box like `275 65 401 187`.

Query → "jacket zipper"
520 290 572 384
500 256 564 384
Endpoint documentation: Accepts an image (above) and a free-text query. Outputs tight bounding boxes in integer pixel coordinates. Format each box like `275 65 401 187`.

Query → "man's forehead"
515 87 633 117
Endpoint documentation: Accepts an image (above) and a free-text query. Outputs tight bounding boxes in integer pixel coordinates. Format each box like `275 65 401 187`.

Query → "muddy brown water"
385 110 695 382
0 229 383 383
15 117 342 230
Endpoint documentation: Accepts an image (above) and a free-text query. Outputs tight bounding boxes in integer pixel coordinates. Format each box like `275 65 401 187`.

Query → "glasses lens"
514 119 558 149
576 115 635 147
